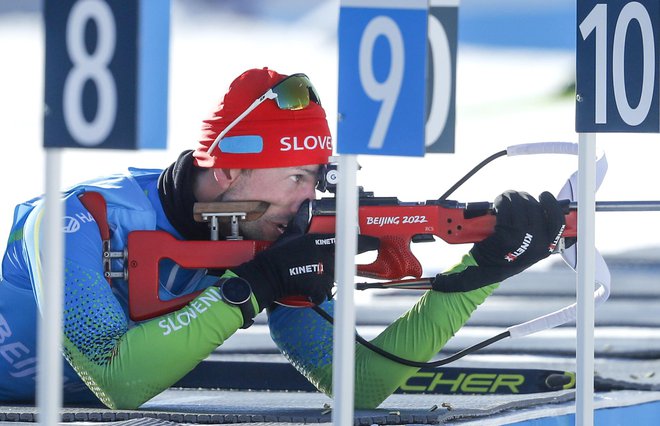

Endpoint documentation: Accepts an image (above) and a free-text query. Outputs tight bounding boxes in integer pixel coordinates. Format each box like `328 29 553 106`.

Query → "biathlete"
0 67 566 408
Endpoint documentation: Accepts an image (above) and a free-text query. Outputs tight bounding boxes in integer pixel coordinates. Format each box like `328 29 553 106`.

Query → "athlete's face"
219 165 320 241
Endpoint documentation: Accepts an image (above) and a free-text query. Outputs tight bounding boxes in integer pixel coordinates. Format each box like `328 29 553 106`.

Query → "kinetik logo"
289 263 324 276
504 233 533 262
548 224 566 252
315 237 335 245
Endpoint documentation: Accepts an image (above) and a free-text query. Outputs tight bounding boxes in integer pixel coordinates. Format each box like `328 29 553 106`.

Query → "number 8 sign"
338 0 428 156
44 0 170 150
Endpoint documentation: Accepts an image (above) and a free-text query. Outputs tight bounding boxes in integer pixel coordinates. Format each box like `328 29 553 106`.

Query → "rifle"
116 196 551 320
86 142 660 372
94 143 660 321
113 190 660 321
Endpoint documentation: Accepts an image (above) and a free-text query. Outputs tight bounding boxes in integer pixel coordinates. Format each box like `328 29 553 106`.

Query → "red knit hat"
193 68 333 169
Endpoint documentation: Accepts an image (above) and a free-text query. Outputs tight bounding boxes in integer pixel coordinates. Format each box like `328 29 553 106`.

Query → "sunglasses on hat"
206 73 322 156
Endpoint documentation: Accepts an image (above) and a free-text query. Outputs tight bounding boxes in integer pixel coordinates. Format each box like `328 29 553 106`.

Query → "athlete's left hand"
432 190 566 292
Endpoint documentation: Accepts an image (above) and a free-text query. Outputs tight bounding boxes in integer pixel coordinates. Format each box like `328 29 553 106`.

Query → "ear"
213 168 242 187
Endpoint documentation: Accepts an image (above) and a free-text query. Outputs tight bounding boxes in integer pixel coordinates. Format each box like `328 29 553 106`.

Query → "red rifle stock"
306 198 577 280
123 197 578 320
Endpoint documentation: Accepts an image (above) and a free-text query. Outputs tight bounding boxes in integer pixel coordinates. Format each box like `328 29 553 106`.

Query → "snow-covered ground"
1 1 658 271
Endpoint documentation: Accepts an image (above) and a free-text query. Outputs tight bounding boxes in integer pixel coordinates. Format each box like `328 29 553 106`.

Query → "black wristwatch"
218 277 255 329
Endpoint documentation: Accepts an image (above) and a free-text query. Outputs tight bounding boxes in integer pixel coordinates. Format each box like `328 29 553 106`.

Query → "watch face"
222 278 252 304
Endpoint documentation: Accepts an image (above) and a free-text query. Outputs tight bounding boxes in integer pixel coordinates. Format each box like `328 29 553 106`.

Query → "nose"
289 185 316 216
303 181 317 201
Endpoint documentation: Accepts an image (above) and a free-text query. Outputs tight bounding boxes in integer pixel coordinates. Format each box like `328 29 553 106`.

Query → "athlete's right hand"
232 227 380 310
230 233 338 309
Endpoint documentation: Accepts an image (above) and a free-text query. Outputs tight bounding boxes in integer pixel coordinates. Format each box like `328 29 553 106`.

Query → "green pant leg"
352 282 498 408
306 254 499 408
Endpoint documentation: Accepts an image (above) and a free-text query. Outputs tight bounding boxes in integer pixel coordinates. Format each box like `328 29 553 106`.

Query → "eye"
290 174 303 183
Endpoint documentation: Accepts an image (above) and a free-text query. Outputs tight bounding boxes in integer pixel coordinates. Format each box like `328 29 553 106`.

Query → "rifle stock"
305 197 577 280
124 197 579 320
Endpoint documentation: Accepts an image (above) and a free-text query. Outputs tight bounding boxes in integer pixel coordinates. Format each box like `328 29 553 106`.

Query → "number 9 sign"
338 0 429 156
44 0 170 150
576 0 660 132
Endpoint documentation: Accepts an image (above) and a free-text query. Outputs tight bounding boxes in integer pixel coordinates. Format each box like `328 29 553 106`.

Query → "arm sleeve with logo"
24 193 256 409
268 253 498 409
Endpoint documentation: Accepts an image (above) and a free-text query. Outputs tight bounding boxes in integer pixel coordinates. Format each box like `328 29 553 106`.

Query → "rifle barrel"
568 201 660 212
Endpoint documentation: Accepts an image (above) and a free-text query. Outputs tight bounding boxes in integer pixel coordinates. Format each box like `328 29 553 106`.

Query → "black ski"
175 360 576 395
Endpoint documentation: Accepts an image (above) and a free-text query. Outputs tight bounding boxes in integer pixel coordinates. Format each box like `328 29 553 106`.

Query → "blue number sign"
44 0 170 149
338 0 429 156
576 0 660 132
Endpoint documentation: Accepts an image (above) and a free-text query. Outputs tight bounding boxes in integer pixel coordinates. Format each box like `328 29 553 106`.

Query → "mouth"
265 214 293 237
270 219 290 235
276 223 287 234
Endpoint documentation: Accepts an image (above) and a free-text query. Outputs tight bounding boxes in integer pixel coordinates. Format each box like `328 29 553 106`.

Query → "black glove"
231 231 380 310
432 190 566 292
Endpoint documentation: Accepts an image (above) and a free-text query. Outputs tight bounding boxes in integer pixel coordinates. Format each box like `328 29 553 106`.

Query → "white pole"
332 154 359 426
576 133 596 425
38 148 64 425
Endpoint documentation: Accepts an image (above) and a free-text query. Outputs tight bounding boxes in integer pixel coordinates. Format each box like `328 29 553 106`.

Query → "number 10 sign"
576 0 660 132
338 0 428 156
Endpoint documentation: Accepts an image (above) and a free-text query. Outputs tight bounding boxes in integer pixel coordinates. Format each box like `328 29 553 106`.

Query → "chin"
243 227 277 242
264 230 281 242
240 219 282 241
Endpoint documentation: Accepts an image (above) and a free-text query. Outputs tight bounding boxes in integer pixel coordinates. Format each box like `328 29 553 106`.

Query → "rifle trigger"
412 234 435 243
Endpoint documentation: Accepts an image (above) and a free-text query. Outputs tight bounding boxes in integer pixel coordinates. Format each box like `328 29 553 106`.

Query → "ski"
175 360 576 395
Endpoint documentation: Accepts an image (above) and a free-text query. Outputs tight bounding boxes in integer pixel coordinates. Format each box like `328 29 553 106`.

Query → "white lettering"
159 319 172 336
548 225 566 252
9 357 36 378
198 288 220 306
63 216 80 233
75 211 95 223
289 263 323 276
366 216 401 227
160 287 225 335
279 135 333 152
505 233 534 262
190 300 207 314
315 237 335 245
304 135 316 150
0 315 39 380
0 342 30 364
0 314 11 344
280 137 292 151
176 311 191 326
167 317 183 332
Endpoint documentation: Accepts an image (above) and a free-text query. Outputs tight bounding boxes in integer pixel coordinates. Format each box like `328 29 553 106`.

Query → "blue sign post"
44 0 170 149
576 0 660 132
338 0 428 156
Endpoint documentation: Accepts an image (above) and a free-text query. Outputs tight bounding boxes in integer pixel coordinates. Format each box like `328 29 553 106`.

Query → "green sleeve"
355 253 498 408
62 273 258 409
310 254 499 409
